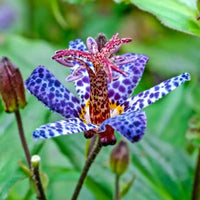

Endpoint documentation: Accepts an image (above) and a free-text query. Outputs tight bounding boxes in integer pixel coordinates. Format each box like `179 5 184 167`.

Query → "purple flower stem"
71 138 102 200
31 156 47 200
192 148 200 200
15 110 31 169
15 110 47 200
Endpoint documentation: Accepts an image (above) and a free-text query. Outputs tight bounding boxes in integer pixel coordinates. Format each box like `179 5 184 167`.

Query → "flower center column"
89 34 116 146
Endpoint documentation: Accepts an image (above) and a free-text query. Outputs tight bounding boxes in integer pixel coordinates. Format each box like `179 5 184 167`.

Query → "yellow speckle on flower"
82 118 87 123
79 106 88 123
110 101 118 109
111 105 124 117
86 99 90 107
117 106 124 115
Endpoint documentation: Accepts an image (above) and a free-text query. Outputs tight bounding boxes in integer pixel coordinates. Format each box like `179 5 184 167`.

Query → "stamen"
112 33 119 40
52 49 95 63
104 60 128 82
100 33 132 57
113 74 119 81
104 62 113 83
73 65 87 75
112 55 138 65
65 73 83 82
54 58 74 67
109 44 121 55
87 37 99 54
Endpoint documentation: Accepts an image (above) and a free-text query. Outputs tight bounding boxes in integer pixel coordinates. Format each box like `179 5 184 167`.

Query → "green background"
0 0 200 199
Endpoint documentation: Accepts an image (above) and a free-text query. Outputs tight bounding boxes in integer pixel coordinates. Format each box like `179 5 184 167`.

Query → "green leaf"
52 131 195 200
62 0 94 4
124 34 200 76
18 161 32 177
115 0 200 36
0 35 62 199
0 167 25 200
187 77 200 113
43 167 112 200
120 175 136 198
126 137 194 200
145 85 192 147
53 136 113 199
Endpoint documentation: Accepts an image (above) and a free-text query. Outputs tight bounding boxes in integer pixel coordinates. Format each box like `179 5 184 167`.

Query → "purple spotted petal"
33 118 98 139
108 53 149 105
25 66 81 118
68 39 88 52
68 39 94 105
99 111 147 143
122 72 191 112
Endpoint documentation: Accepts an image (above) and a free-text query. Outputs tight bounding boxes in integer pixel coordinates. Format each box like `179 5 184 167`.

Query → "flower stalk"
15 109 31 169
71 138 102 200
192 148 200 200
31 155 47 200
0 56 47 199
115 174 120 200
110 140 130 200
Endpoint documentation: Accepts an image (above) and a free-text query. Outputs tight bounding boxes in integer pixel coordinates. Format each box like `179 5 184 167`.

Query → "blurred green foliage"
0 0 200 199
186 115 200 147
115 0 200 36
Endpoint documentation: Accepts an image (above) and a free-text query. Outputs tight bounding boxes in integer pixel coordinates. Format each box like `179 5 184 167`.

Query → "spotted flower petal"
68 39 88 52
68 39 94 105
99 111 146 143
108 53 149 105
121 72 191 112
33 118 98 139
25 66 81 118
27 34 191 146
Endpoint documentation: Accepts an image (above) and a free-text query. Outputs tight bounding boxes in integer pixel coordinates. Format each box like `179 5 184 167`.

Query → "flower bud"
0 56 26 112
110 140 130 175
186 115 200 147
31 155 41 169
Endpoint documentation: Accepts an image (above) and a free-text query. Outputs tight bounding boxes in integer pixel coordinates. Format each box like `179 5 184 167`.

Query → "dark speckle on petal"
119 85 125 93
77 80 83 86
114 93 120 100
108 89 114 98
113 81 119 89
83 76 89 83
55 80 61 87
122 79 131 85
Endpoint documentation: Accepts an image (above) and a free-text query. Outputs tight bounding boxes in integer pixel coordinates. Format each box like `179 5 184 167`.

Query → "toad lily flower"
25 33 190 146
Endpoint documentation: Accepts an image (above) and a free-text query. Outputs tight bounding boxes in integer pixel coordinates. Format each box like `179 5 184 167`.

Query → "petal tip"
139 54 149 62
182 72 191 81
32 131 40 140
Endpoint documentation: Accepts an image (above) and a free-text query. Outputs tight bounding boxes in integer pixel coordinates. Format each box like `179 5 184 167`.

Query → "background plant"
0 0 199 199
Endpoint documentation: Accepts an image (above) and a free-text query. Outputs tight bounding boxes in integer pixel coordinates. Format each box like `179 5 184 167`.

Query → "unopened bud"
96 33 107 52
0 56 26 112
31 155 41 169
186 115 200 147
110 140 130 175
